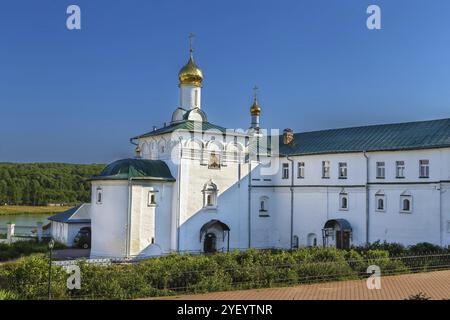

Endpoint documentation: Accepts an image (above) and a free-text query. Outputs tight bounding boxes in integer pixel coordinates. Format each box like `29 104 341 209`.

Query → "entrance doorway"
203 233 217 253
322 219 352 249
335 230 351 249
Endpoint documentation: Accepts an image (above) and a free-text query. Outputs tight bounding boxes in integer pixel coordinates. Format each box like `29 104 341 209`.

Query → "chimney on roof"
283 128 294 145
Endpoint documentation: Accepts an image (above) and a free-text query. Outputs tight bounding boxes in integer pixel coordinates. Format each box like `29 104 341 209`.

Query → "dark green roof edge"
90 159 175 182
132 120 229 139
89 176 175 182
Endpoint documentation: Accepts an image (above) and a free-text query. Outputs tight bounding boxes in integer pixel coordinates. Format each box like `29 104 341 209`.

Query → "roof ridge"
292 117 450 136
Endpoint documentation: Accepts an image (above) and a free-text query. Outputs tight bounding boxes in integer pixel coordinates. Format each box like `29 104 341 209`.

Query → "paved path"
160 270 450 300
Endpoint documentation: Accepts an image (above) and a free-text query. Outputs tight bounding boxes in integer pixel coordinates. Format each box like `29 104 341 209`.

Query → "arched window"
341 197 348 209
203 180 218 208
307 233 318 247
259 196 269 216
375 190 386 212
400 191 412 213
339 192 348 210
402 198 410 211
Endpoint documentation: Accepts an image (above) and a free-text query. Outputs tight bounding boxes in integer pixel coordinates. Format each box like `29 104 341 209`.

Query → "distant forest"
0 163 105 206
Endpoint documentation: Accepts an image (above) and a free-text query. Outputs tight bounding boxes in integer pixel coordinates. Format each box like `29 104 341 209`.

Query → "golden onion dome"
250 86 261 116
178 52 203 87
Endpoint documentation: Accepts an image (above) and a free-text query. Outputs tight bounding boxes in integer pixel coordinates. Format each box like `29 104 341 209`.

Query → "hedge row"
0 240 65 262
1 242 449 300
0 247 413 300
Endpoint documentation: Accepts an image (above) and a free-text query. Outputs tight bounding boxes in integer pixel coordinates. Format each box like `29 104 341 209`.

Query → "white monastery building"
51 41 450 258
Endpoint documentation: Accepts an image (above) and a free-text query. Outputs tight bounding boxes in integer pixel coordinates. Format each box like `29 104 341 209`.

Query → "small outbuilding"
48 204 91 247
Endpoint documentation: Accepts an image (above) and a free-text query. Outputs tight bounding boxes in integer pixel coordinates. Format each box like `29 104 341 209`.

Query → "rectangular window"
282 163 289 179
396 161 405 178
376 162 385 179
96 188 102 204
322 161 330 178
419 160 429 178
297 162 305 179
338 162 347 179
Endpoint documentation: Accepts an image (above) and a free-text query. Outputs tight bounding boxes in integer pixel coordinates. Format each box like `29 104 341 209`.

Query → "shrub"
353 240 407 256
0 255 67 299
361 250 408 276
0 289 18 300
0 240 65 262
0 245 441 300
408 242 445 254
295 247 356 283
71 261 156 299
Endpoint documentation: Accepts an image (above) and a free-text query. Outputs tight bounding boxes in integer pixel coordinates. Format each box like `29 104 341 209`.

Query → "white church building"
77 42 450 258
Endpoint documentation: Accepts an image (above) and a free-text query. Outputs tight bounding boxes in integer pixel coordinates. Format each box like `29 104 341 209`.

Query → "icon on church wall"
208 151 221 169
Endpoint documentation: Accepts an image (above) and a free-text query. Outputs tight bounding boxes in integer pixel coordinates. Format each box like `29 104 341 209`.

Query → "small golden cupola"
178 34 203 87
250 87 261 116
250 86 261 129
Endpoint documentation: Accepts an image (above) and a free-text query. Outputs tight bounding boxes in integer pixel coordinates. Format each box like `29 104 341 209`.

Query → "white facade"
87 51 450 259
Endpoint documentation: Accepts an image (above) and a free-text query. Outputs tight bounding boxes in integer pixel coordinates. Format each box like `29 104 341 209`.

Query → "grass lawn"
0 205 71 215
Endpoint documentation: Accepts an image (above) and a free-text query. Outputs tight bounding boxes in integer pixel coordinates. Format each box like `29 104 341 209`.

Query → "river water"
0 214 51 236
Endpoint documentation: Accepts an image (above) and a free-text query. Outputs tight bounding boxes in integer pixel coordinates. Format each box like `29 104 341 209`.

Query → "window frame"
147 191 157 207
419 159 429 178
322 161 330 179
338 162 347 179
400 195 412 213
395 160 405 179
202 180 218 209
259 196 270 217
376 161 385 179
297 162 305 179
339 192 349 211
282 163 289 180
96 187 103 205
375 193 386 212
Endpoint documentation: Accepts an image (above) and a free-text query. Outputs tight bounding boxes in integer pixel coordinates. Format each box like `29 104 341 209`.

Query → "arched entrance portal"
203 233 217 253
200 220 230 253
322 219 352 249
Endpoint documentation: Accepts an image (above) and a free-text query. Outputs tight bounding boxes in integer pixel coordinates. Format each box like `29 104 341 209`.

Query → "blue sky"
0 0 449 163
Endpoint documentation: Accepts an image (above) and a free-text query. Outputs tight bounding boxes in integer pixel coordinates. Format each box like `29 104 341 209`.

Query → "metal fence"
1 251 450 300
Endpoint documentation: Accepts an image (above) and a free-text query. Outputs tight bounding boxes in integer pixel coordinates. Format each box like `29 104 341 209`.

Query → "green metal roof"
91 159 175 181
279 118 450 156
133 120 228 139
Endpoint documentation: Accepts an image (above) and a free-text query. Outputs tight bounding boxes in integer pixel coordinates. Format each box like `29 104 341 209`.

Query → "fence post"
7 223 15 244
37 222 43 241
